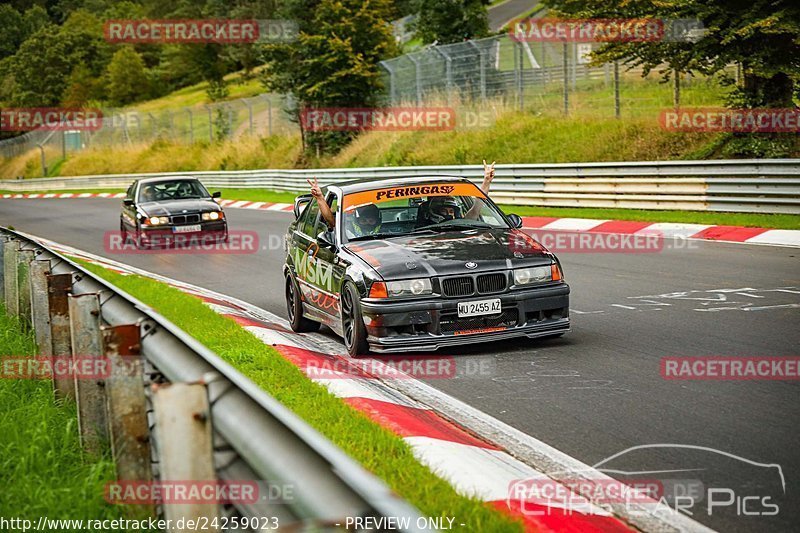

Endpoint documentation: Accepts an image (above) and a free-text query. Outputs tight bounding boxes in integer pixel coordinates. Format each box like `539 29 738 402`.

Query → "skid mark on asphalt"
574 287 800 315
485 356 631 399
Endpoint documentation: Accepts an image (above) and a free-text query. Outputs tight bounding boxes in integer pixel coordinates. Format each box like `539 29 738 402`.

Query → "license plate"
173 224 201 233
458 298 501 318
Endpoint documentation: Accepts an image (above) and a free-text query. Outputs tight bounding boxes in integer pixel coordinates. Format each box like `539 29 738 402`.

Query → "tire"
134 226 146 249
285 272 320 333
119 219 127 243
341 282 369 356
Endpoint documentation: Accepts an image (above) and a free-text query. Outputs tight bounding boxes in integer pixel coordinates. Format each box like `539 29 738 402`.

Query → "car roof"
331 175 473 194
136 176 199 185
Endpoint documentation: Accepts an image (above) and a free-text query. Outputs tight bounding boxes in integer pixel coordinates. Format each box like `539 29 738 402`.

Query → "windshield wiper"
417 222 494 232
347 232 398 242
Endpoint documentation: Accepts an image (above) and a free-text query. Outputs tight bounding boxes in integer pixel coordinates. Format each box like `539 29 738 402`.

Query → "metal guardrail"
0 228 426 531
2 159 799 213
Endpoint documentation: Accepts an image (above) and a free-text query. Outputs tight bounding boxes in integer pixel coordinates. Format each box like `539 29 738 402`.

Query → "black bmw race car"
120 176 227 248
284 176 570 355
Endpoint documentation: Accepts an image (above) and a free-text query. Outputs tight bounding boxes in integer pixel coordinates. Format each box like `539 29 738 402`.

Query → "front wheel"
286 273 320 333
341 282 369 356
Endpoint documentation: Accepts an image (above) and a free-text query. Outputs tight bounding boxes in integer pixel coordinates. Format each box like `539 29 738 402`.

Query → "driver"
140 185 157 202
427 196 461 223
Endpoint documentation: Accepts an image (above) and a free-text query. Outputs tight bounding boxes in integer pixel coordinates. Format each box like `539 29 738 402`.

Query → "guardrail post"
562 42 569 115
17 249 35 328
103 323 153 511
47 273 75 399
69 293 108 452
151 382 219 529
267 97 273 136
0 235 6 303
614 61 621 119
186 108 194 144
4 239 20 316
30 259 52 354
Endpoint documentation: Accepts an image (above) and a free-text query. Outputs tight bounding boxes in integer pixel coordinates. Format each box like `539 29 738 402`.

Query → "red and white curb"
1 192 296 212
3 192 798 247
27 234 714 533
520 216 800 248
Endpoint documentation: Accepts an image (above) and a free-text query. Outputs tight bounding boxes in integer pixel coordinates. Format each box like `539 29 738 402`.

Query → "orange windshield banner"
343 182 485 210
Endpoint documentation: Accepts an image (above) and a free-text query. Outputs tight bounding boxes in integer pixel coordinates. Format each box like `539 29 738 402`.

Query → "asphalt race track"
2 197 798 532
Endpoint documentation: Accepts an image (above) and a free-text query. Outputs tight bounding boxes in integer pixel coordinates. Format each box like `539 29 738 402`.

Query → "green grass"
75 260 523 531
0 306 119 522
129 71 265 114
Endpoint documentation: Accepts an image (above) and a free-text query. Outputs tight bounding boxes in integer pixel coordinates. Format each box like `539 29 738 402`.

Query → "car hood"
139 199 219 216
344 228 553 279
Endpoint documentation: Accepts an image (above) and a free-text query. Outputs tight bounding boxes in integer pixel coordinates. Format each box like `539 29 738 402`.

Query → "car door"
309 192 346 321
291 194 342 325
122 181 138 231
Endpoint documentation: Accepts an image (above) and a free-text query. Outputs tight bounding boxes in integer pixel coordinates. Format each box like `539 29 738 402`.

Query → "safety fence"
378 32 728 117
0 227 425 531
0 93 296 177
2 160 798 213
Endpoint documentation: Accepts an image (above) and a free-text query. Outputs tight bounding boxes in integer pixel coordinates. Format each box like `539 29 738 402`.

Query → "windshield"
137 180 210 202
341 182 509 242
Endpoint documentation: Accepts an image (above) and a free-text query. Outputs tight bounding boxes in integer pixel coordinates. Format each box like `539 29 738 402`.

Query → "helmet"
428 196 461 223
354 203 380 230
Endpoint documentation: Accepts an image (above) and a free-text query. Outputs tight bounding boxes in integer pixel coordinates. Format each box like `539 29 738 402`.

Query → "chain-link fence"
379 33 730 117
2 33 735 178
0 93 297 177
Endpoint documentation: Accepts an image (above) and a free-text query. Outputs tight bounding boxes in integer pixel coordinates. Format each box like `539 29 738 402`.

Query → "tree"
105 46 150 106
0 5 25 61
543 0 800 108
545 0 799 156
261 0 398 155
414 0 491 44
7 9 110 107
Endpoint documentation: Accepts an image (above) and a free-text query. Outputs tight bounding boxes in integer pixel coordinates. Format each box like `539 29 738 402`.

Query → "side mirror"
317 229 336 249
212 191 221 198
123 198 134 206
294 195 312 219
507 213 523 229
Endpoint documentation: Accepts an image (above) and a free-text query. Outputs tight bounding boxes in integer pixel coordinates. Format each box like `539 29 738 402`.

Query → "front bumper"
140 221 228 245
360 282 570 353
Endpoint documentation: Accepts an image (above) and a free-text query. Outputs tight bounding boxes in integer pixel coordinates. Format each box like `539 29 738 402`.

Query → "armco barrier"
1 159 799 213
0 228 426 531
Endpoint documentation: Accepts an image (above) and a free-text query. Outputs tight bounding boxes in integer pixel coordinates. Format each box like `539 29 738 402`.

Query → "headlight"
385 278 432 298
202 211 222 221
146 216 169 225
513 265 552 286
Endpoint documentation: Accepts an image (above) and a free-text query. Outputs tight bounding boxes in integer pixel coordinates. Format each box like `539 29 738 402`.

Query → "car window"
137 180 209 202
300 200 320 237
126 183 136 199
